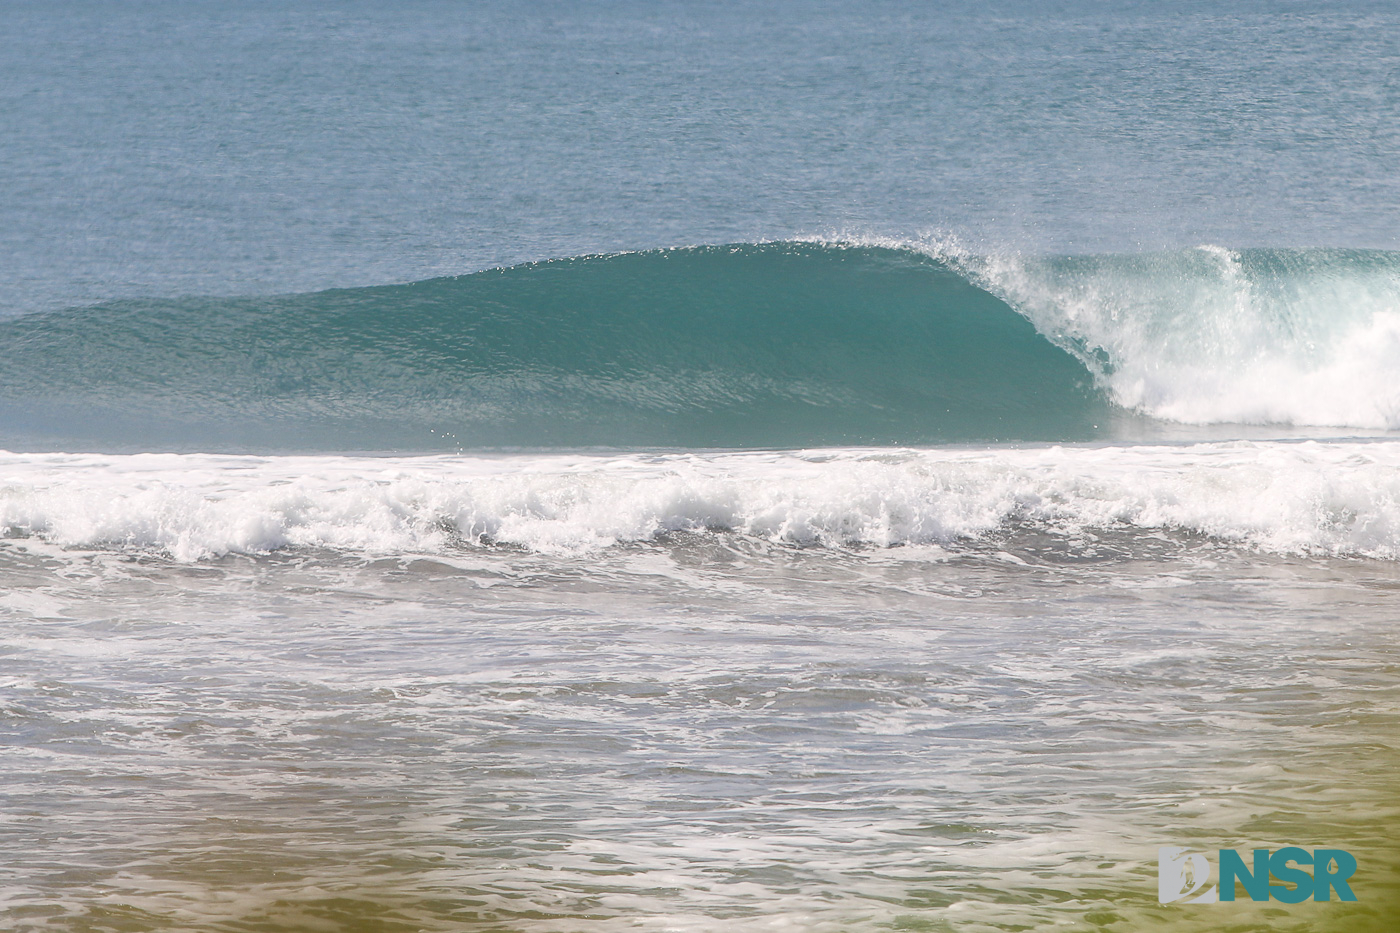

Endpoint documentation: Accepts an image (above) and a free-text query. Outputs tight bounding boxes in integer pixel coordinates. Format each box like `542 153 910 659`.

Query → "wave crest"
934 241 1400 430
1 242 1112 450
4 239 1399 451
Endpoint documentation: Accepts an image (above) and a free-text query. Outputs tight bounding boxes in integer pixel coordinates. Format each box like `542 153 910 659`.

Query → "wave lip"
3 443 1399 561
941 242 1400 431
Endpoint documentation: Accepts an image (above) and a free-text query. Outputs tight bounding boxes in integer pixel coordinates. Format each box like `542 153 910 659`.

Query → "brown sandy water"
3 528 1396 932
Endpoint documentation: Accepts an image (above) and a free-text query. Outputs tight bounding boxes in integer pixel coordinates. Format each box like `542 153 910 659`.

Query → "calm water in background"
3 0 1399 314
2 2 1400 931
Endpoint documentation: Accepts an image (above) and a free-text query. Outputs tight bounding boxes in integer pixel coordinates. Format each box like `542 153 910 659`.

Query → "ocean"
2 1 1398 930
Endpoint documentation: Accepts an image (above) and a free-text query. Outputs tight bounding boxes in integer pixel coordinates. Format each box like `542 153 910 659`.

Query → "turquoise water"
0 244 1114 449
2 2 1399 931
9 242 1400 450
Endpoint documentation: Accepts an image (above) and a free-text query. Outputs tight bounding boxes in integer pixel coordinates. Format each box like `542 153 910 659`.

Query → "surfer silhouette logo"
1158 847 1218 903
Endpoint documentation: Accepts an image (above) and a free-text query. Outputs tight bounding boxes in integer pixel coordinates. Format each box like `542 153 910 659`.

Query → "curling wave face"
0 243 1111 451
946 242 1400 430
4 442 1400 561
2 241 1398 452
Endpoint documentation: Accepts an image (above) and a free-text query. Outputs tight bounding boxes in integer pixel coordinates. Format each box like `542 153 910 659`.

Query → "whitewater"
5 2 1400 932
6 243 1400 933
4 441 1400 561
5 241 1400 453
950 241 1400 431
6 245 1400 933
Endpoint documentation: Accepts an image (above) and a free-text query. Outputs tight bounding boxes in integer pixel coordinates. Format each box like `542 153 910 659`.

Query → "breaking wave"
2 240 1398 451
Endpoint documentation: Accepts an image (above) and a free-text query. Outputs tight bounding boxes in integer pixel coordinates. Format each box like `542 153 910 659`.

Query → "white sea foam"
964 245 1400 430
3 442 1399 561
810 235 1400 430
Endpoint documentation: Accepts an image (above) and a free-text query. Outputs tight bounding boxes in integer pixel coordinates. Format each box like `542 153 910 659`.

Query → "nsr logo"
1158 847 1358 904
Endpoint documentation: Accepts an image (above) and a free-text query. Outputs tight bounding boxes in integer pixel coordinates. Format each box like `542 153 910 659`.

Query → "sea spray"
940 242 1400 429
6 241 1400 453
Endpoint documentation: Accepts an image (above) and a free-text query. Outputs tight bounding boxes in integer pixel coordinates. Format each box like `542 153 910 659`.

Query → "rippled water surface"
4 532 1397 931
5 2 1400 929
